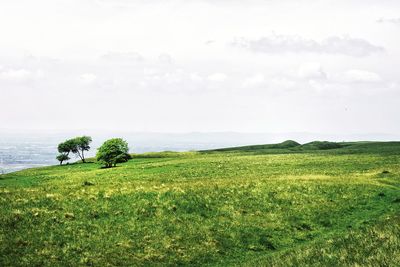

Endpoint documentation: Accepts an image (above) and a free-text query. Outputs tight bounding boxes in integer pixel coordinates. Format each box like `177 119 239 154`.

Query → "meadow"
0 141 399 266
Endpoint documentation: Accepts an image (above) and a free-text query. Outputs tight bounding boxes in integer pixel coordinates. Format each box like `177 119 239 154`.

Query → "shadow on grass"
99 165 123 169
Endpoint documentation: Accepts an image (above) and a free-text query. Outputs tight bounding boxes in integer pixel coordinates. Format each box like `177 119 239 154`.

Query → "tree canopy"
56 154 70 165
56 136 92 165
73 136 92 163
96 138 131 168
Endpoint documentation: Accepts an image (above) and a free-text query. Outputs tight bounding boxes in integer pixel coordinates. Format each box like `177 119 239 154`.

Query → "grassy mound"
300 141 343 150
204 140 300 152
1 141 399 266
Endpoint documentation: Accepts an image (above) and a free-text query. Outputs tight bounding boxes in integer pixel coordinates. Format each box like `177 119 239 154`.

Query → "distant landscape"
1 140 399 266
2 131 399 174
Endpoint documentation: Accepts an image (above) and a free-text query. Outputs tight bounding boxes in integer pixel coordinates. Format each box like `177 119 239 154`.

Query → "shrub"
96 138 130 168
56 154 70 165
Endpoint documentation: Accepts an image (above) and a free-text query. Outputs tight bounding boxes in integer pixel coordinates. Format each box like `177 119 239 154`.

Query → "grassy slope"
0 142 399 266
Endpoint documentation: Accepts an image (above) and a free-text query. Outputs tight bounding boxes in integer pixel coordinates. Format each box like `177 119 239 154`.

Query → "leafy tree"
56 154 70 165
58 139 75 155
57 136 92 164
72 136 92 163
56 139 75 165
96 138 130 168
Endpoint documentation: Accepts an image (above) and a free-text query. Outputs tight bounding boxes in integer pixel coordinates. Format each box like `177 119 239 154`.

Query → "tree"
57 136 92 164
56 139 75 165
72 136 92 163
96 138 130 168
58 139 75 155
56 154 70 165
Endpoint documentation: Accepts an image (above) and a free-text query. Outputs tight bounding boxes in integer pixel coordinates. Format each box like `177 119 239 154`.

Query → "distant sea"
0 140 58 174
0 132 276 174
1 131 399 174
0 132 237 174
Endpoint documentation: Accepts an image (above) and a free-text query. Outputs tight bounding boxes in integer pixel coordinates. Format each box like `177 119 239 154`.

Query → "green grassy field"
1 141 400 266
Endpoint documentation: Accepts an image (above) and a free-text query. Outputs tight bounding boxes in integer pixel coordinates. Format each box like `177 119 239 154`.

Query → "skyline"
1 0 400 135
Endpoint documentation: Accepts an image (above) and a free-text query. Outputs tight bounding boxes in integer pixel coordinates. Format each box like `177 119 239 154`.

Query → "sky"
1 0 400 135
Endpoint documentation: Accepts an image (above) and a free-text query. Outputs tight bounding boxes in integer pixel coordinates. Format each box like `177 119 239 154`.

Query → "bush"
56 154 70 165
96 138 130 168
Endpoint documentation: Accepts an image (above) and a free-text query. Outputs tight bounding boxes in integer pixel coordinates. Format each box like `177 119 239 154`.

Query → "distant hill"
203 140 301 152
202 140 400 154
1 141 399 266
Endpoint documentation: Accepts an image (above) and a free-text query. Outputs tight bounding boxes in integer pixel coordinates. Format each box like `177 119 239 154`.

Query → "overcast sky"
1 0 400 134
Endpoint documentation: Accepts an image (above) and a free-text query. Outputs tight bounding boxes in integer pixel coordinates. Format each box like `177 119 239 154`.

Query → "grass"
0 141 399 266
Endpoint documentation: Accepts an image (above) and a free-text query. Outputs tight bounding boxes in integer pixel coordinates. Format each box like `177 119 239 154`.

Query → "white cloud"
298 62 327 80
80 73 97 83
158 53 173 64
163 71 183 84
101 52 144 63
343 69 382 83
94 0 144 8
205 40 216 45
270 77 296 89
0 68 43 82
1 69 31 80
242 74 297 91
232 34 384 57
377 17 400 24
190 73 203 82
242 74 265 87
207 73 227 82
143 68 159 76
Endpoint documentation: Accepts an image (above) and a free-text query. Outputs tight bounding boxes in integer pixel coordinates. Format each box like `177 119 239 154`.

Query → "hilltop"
202 139 398 154
1 141 400 266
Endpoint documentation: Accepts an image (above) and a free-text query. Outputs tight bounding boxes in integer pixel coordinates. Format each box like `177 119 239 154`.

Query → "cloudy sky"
1 0 400 134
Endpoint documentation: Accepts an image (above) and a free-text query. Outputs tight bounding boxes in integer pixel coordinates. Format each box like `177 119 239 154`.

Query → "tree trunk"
81 149 86 163
76 150 83 162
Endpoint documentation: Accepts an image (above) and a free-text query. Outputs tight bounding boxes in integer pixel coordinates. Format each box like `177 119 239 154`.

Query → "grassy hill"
1 141 400 266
